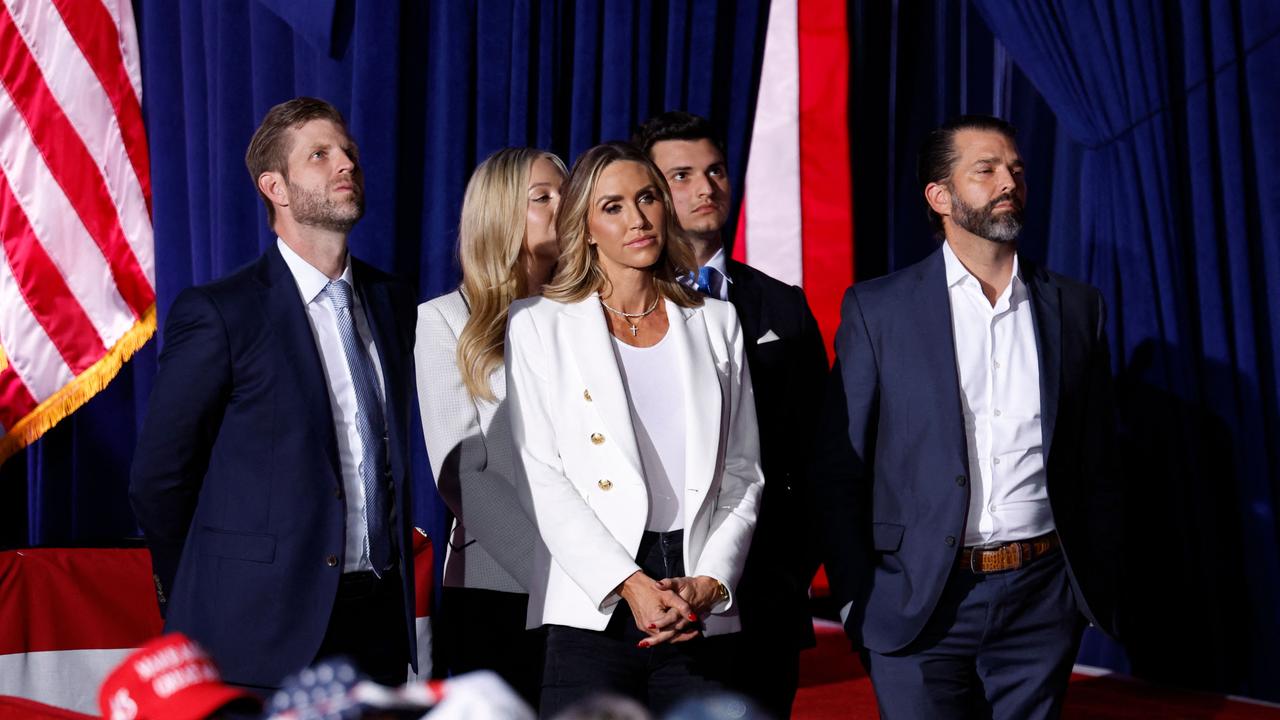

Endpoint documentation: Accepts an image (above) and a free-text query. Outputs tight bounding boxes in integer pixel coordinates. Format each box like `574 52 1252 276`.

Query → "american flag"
0 0 155 463
733 0 853 353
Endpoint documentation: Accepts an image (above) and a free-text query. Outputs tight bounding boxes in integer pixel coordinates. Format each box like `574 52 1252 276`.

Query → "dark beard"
949 190 1024 244
287 180 364 233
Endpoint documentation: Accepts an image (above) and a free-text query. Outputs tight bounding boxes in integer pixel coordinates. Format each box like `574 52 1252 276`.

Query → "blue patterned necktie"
324 279 392 576
695 266 714 297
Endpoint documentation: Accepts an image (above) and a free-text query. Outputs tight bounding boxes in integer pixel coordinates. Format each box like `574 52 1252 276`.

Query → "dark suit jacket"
725 259 829 649
812 246 1121 654
129 247 418 687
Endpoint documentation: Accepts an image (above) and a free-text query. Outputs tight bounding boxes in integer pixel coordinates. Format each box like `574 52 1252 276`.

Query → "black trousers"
718 633 801 719
538 530 729 718
434 585 545 707
315 569 410 688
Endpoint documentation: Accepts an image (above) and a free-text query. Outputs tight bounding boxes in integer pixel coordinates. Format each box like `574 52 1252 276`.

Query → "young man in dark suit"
813 115 1121 719
635 112 829 718
130 98 418 690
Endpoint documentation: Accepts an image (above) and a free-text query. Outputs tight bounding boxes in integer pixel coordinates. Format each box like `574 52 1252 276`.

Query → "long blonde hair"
543 142 702 307
457 148 567 401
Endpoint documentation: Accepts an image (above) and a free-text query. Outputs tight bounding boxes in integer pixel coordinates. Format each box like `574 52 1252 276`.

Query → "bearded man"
812 115 1121 720
131 98 418 690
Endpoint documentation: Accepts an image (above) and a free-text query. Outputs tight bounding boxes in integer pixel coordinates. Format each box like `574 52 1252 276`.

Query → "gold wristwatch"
714 580 729 604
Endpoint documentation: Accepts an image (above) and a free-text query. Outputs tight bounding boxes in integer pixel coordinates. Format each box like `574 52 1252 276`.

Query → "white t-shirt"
611 332 686 532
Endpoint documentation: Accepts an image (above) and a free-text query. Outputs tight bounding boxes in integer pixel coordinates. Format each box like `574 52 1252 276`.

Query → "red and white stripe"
407 528 435 682
734 0 853 352
0 0 154 460
0 548 162 713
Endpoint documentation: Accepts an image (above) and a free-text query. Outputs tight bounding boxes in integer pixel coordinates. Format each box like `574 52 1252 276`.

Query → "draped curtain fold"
973 0 1280 700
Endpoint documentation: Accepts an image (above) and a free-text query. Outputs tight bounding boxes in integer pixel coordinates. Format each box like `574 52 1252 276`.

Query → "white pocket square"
757 329 781 344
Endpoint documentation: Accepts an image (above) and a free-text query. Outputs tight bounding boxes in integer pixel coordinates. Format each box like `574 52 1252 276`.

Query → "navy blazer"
812 246 1121 653
130 247 418 687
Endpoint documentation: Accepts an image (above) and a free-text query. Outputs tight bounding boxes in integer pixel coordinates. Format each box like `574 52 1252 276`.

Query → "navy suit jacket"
725 260 828 649
812 246 1121 653
130 247 418 687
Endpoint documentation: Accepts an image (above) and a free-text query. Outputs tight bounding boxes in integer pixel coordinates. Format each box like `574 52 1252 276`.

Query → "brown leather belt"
960 532 1060 574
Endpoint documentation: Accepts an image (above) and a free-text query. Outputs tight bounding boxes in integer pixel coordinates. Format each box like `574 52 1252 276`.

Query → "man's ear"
924 182 951 219
258 172 288 208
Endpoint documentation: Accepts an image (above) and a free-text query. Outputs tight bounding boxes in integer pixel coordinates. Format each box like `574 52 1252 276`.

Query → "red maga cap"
97 633 259 720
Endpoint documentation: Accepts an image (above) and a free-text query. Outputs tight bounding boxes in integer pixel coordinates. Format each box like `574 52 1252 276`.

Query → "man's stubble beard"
287 179 365 233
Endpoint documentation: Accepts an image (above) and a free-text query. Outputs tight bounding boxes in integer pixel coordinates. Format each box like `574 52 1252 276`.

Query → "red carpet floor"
794 620 1280 719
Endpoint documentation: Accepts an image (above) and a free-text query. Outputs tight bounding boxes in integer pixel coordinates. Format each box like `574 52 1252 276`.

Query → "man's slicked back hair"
917 114 1018 234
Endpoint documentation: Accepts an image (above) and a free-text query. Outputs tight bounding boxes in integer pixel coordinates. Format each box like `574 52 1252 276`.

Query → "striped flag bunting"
0 548 162 713
408 527 435 682
0 0 155 463
734 0 853 353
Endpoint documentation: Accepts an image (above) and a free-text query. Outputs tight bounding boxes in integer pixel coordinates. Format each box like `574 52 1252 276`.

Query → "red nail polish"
637 641 649 649
688 613 698 622
647 624 657 630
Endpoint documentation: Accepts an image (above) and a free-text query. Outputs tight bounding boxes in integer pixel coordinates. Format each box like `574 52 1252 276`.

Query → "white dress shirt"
611 332 687 532
277 238 386 572
942 242 1054 546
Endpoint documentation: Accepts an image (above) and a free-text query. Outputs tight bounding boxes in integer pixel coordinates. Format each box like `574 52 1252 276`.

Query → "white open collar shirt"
942 242 1055 547
277 238 387 573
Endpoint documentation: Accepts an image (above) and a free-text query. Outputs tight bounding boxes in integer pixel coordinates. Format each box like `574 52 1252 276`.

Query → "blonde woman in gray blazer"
414 148 566 704
506 143 764 716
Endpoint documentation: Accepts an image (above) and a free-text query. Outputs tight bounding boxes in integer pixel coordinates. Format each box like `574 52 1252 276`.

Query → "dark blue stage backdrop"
2 0 1277 704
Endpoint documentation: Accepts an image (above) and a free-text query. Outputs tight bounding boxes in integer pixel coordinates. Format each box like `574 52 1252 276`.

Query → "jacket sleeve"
809 287 878 643
414 301 538 590
504 306 640 610
129 287 233 609
692 305 765 613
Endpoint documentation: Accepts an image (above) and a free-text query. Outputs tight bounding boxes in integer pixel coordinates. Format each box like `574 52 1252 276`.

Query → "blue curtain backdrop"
847 0 1061 279
970 0 1280 701
0 0 772 600
4 0 1280 703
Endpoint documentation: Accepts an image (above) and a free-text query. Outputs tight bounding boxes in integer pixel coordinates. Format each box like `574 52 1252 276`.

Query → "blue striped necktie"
324 279 392 576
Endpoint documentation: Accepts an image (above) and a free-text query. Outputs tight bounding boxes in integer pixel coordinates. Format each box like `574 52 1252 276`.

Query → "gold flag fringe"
0 304 157 465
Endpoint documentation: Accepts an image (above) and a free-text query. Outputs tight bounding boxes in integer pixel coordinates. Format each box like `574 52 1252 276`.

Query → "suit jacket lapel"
916 248 970 475
664 302 720 507
725 261 763 345
261 248 342 481
562 295 645 480
1025 262 1062 464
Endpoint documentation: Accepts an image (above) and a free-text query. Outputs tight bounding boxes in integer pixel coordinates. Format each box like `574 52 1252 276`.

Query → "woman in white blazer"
505 142 764 716
414 148 566 703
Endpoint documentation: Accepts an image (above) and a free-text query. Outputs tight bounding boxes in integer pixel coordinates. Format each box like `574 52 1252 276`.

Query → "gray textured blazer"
415 289 540 594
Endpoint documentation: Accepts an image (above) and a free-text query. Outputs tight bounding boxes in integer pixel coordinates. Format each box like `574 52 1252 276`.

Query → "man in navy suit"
813 115 1121 719
635 112 828 719
130 97 417 690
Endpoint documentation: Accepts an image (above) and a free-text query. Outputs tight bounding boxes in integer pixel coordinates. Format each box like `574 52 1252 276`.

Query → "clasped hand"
617 571 723 647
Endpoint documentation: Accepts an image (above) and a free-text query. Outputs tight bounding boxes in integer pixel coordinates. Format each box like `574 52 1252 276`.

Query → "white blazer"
415 290 541 594
504 292 764 636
